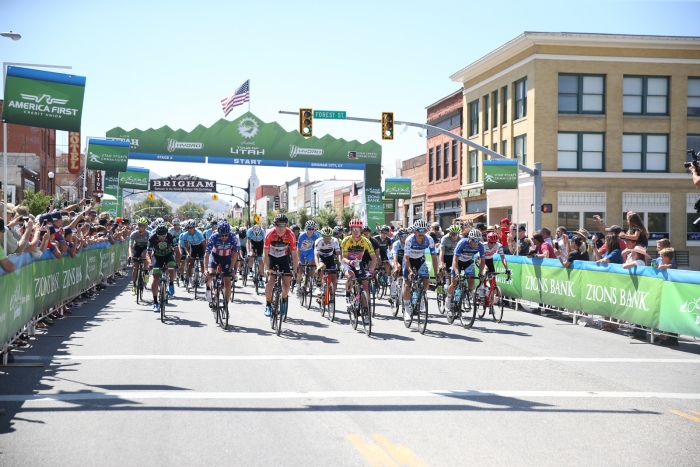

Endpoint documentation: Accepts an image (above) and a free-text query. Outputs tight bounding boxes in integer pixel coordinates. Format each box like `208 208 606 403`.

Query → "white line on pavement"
2 389 700 403
13 355 700 363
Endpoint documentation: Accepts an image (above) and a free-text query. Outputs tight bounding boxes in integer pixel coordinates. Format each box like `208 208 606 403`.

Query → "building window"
483 94 489 132
469 150 478 183
688 78 700 117
452 140 459 178
688 135 700 171
492 90 499 129
558 74 605 114
515 78 527 119
501 86 508 125
514 134 526 166
428 148 434 182
557 132 604 171
622 193 671 243
622 134 668 172
492 143 497 155
469 99 479 136
426 112 462 137
443 143 449 179
623 76 669 115
502 140 507 157
687 193 700 242
436 145 441 181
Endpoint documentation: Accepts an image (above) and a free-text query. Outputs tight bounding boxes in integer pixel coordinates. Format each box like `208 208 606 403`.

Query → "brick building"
399 153 427 226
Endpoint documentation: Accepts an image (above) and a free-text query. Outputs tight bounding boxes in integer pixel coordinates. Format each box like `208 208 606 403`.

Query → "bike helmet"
290 224 300 231
156 217 164 224
305 220 317 230
468 229 482 241
486 232 499 243
431 222 440 228
447 224 461 234
252 225 262 235
186 220 196 229
274 213 289 225
362 226 371 233
413 219 429 230
333 226 342 235
406 226 414 234
155 223 168 236
172 218 180 225
398 228 409 236
380 225 390 233
210 220 217 226
137 218 148 226
239 226 247 233
217 221 231 235
349 218 363 228
320 226 333 237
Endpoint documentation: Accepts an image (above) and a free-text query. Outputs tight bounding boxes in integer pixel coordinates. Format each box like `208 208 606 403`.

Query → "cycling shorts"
239 245 247 257
320 255 337 271
484 258 496 274
208 254 233 278
378 248 389 262
452 260 475 278
443 255 454 269
299 248 316 263
189 244 205 260
250 240 264 257
268 255 292 275
342 261 367 279
403 257 429 279
152 254 176 273
132 246 147 258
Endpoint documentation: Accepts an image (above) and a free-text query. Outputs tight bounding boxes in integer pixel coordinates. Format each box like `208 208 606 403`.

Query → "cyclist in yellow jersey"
341 218 376 308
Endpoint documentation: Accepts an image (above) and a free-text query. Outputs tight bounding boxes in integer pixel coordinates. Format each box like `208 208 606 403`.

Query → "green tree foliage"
132 196 172 220
340 205 357 228
296 209 310 228
314 206 338 228
177 201 208 219
20 190 53 216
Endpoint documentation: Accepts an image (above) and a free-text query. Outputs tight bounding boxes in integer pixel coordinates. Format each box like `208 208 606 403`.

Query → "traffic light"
299 108 313 138
541 204 553 213
382 112 394 140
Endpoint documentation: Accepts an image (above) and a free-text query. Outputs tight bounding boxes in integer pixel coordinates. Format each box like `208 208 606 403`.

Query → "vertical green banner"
384 178 412 199
365 186 385 227
659 280 700 336
483 160 518 189
383 198 395 214
2 264 34 346
520 261 581 309
117 188 124 217
86 139 130 171
2 66 86 132
494 257 521 297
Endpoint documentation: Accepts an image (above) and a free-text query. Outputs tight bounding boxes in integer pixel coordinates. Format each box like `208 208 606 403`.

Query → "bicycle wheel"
241 263 248 287
445 294 456 324
136 265 143 305
459 288 475 329
476 283 487 319
230 278 235 303
305 276 312 310
360 291 371 336
370 280 377 318
193 266 199 300
492 286 504 323
349 289 358 330
218 287 228 329
404 292 414 328
275 290 283 336
327 282 335 322
270 286 279 331
159 281 166 323
391 278 402 317
436 287 445 315
417 292 428 335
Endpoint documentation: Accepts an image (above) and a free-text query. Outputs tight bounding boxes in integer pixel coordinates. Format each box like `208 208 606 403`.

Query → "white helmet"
468 229 482 241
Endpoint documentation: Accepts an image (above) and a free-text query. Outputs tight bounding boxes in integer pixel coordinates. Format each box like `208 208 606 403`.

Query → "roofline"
425 89 463 110
450 31 700 83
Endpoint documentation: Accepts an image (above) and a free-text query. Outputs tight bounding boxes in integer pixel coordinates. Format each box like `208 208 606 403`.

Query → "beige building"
450 32 700 268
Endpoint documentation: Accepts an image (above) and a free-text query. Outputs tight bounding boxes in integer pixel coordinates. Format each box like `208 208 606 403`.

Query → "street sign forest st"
313 110 346 120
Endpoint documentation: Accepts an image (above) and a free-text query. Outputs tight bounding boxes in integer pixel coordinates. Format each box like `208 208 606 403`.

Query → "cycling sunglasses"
219 233 229 237
399 233 408 238
275 223 287 228
416 228 427 233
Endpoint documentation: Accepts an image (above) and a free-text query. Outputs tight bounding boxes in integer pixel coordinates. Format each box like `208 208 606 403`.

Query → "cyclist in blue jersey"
246 224 265 283
204 221 239 304
180 220 206 286
445 229 486 311
401 220 439 322
295 220 321 297
389 228 409 304
204 220 217 240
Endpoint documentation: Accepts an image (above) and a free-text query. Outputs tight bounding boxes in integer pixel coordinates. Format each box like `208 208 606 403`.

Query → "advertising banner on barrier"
520 261 581 309
118 167 150 190
86 139 130 172
659 279 700 336
483 160 518 190
2 66 86 132
494 257 521 298
384 178 412 199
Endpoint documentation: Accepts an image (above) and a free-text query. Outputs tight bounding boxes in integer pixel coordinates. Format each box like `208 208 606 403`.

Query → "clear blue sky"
2 0 699 190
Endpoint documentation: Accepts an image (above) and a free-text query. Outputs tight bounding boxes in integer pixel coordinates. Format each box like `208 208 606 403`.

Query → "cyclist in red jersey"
262 213 299 317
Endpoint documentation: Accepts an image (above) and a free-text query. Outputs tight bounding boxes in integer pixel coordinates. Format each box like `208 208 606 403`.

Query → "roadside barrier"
0 242 129 357
494 255 700 339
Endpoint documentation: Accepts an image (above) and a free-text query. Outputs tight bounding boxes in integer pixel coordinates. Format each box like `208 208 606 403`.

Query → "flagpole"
248 79 250 113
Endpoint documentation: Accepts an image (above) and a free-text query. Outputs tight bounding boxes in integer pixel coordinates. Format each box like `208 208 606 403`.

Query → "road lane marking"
3 390 700 403
14 355 700 363
346 434 398 467
691 410 700 416
372 434 428 467
671 410 700 423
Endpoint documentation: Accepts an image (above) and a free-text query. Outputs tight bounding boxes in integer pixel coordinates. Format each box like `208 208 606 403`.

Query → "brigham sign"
149 177 217 193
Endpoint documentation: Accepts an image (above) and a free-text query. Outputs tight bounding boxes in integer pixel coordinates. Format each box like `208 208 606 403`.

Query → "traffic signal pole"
279 111 543 231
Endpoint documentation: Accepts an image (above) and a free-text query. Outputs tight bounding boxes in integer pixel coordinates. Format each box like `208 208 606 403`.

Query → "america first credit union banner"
118 167 150 190
483 159 518 190
86 138 130 172
2 66 86 132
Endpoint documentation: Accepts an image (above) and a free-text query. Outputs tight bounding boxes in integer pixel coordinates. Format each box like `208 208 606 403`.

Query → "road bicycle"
367 270 377 317
268 267 285 336
347 276 371 337
252 257 265 295
405 273 429 334
473 271 510 323
389 274 404 318
133 257 147 305
446 271 476 329
157 266 173 324
374 265 389 300
209 265 229 330
239 255 249 288
317 267 336 322
188 255 204 300
435 268 449 315
298 259 315 310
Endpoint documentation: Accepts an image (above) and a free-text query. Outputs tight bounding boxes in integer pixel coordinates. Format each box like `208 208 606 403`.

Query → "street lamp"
48 171 54 197
0 31 21 41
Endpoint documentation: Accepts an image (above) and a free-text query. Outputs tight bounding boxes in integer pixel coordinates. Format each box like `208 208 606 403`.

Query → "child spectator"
654 239 677 269
656 248 676 270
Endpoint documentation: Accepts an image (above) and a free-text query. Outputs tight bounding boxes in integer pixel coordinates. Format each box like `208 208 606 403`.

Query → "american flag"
221 80 250 116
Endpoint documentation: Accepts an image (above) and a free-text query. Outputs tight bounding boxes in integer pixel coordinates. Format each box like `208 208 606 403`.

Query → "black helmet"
155 223 168 236
273 213 288 225
291 224 300 231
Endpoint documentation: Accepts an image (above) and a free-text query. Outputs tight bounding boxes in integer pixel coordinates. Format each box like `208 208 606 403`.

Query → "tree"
20 190 53 216
341 205 357 228
132 196 172 220
314 205 338 228
266 208 277 228
177 201 208 219
296 209 310 228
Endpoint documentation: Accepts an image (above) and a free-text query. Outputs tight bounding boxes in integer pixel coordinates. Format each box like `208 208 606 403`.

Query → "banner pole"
248 80 250 113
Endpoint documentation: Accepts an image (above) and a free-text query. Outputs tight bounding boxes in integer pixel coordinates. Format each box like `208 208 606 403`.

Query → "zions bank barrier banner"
0 242 129 348
492 255 700 338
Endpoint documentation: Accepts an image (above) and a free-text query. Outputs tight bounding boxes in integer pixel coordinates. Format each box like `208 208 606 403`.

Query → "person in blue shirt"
295 220 321 297
446 228 486 312
204 221 239 305
400 220 439 322
246 224 265 284
204 220 217 241
179 220 206 286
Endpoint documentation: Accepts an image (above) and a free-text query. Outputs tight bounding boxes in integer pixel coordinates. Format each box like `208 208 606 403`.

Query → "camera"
685 149 699 170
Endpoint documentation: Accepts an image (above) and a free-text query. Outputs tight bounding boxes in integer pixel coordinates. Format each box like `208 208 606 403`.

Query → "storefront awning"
455 212 485 223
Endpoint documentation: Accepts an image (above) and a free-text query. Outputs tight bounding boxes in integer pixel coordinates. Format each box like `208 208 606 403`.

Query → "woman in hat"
622 243 650 269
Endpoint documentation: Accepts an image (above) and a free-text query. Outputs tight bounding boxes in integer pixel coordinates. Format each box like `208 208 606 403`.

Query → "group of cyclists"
128 212 512 324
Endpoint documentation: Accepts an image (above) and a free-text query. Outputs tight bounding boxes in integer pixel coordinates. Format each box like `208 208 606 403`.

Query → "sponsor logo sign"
483 160 518 190
68 132 81 174
289 145 323 158
150 175 216 192
384 178 412 200
118 168 150 190
86 139 130 172
167 139 204 152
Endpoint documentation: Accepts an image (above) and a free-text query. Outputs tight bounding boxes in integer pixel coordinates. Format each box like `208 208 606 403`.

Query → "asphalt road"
1 271 700 466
